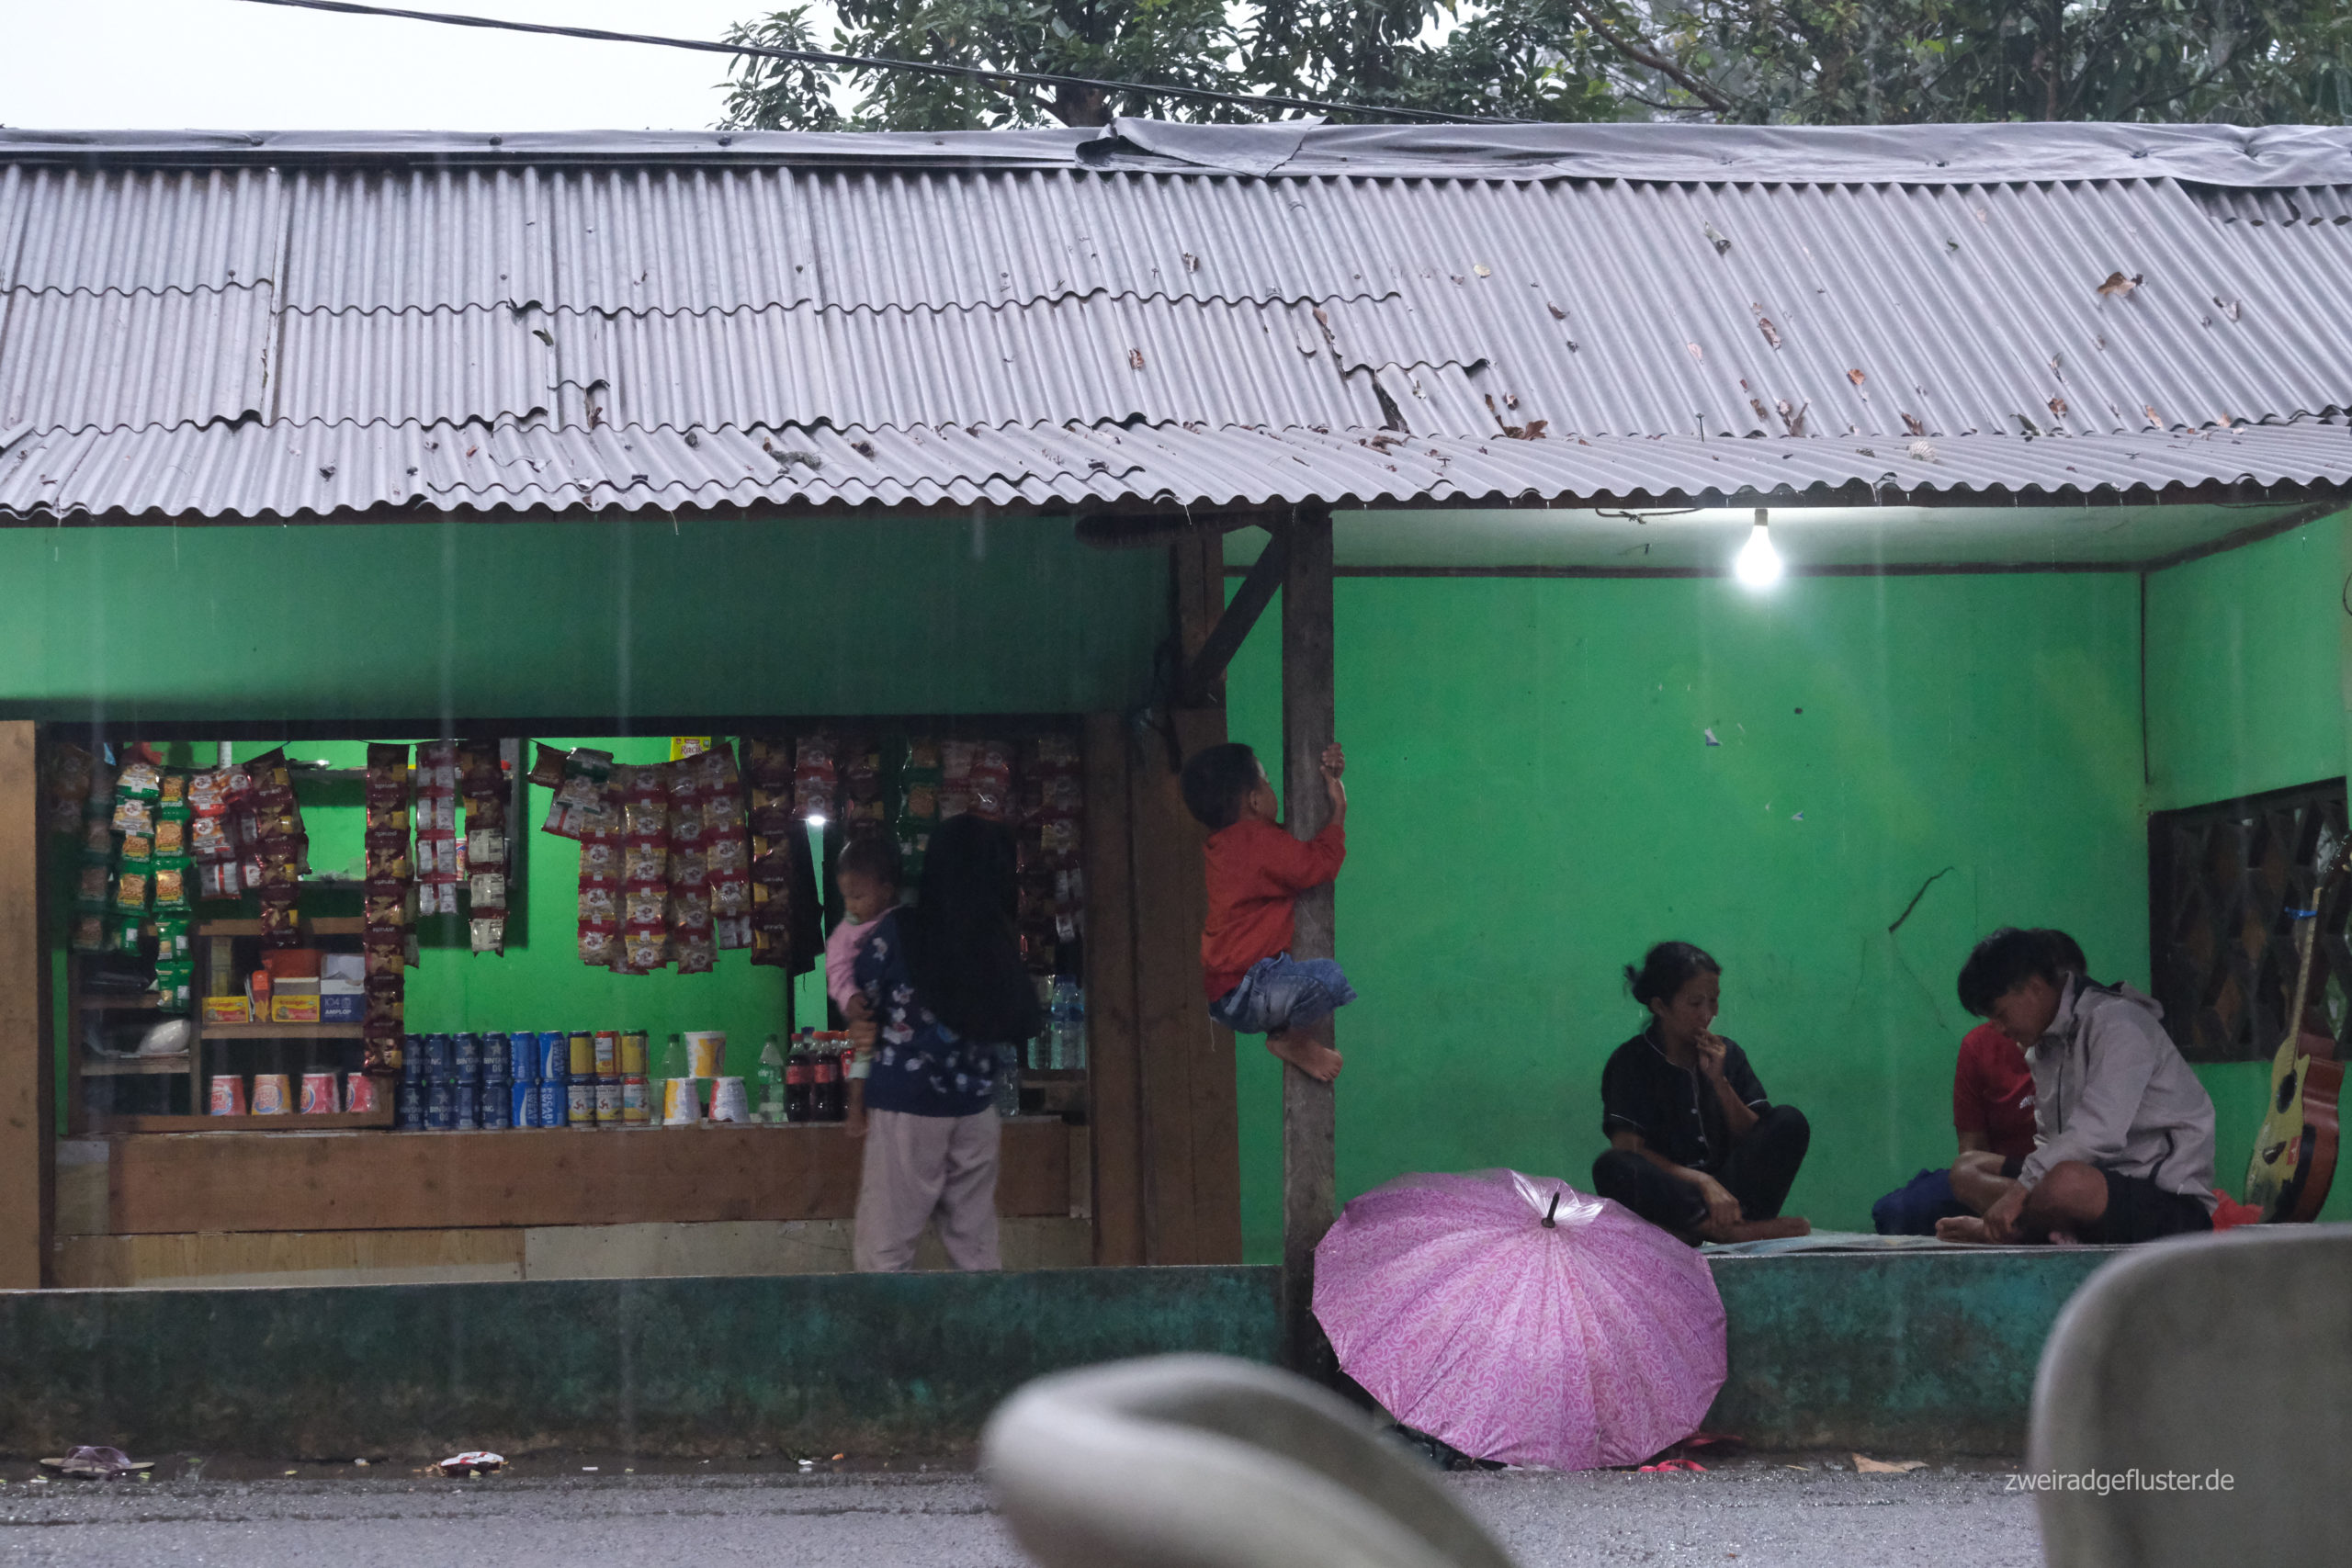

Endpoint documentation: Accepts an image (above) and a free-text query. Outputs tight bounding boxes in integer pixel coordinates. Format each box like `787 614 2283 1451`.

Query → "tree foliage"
718 0 2352 130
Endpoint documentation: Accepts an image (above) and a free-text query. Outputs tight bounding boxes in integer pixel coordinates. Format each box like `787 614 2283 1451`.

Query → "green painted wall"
1225 572 2150 1258
0 515 1163 724
2144 518 2346 812
2145 517 2352 1223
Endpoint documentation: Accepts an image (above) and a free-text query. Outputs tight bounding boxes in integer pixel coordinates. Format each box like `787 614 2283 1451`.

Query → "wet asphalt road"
0 1458 2041 1567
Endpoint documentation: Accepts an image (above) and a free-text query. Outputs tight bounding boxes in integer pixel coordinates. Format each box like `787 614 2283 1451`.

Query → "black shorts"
2085 1169 2213 1245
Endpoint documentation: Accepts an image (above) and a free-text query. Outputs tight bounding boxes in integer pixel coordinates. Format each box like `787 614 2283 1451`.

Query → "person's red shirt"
1953 1021 2038 1161
1200 818 1346 998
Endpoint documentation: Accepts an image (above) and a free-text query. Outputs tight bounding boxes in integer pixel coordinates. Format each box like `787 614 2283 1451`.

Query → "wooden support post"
1280 506 1338 1375
0 723 53 1289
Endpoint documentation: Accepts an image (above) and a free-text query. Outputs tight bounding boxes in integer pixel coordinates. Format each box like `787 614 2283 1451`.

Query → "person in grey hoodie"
1935 927 2217 1246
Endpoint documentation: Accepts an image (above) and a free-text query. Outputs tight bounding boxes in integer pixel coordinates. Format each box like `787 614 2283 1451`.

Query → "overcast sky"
0 0 782 131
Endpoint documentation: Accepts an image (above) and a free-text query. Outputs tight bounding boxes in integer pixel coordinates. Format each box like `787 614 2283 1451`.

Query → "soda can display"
299 1071 340 1114
567 1080 596 1128
537 1079 566 1129
479 1077 512 1129
537 1031 570 1083
512 1079 538 1128
481 1032 509 1076
454 1032 482 1076
454 1079 481 1130
594 1031 621 1080
508 1032 539 1081
620 1031 649 1077
594 1079 623 1124
423 1032 455 1075
209 1074 246 1115
620 1076 650 1124
401 1035 424 1082
568 1032 595 1081
346 1074 383 1113
395 1076 424 1130
425 1077 456 1131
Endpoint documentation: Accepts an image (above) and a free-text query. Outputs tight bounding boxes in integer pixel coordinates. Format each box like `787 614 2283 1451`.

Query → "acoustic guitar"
2244 841 2350 1224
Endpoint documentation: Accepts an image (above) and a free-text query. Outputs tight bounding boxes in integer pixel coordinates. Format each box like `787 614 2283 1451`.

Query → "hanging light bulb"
1735 505 1783 588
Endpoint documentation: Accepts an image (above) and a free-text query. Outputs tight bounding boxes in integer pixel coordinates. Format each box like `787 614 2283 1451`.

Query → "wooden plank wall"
0 723 51 1288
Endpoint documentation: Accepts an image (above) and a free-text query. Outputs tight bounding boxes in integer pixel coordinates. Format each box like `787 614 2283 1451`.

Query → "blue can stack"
479 1032 512 1129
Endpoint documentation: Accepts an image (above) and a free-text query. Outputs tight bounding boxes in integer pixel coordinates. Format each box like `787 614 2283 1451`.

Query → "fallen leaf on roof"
2049 395 2069 418
2097 271 2143 298
1847 367 1867 386
1756 316 1781 349
1547 302 1566 320
1851 1454 1927 1473
1687 342 1703 360
2213 295 2241 321
1127 347 1146 370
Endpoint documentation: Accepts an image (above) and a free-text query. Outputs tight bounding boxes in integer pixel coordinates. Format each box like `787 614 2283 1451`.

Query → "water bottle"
755 1034 785 1123
993 1043 1021 1116
1048 977 1078 1070
1066 981 1087 1071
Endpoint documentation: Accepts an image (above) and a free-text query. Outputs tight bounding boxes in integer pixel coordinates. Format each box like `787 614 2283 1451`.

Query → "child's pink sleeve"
824 919 864 1011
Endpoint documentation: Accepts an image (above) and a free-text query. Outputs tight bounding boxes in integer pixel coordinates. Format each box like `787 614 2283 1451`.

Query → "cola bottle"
785 1035 812 1123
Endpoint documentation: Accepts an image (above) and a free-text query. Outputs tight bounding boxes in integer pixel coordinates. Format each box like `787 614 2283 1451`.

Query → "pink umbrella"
1313 1168 1725 1471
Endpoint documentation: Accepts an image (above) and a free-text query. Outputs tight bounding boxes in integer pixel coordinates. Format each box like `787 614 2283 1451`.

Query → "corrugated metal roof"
4 123 2351 524
6 418 2343 521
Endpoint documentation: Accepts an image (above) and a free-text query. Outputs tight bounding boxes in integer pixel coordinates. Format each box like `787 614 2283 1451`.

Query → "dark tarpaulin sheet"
8 119 2352 188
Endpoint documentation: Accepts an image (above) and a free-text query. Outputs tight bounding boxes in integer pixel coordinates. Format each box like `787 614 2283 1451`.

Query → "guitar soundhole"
2278 1068 2300 1113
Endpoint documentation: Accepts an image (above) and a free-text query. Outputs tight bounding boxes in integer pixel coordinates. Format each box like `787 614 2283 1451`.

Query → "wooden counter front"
100 1118 1074 1235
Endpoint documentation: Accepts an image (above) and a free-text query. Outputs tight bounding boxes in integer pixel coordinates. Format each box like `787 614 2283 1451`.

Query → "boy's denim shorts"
1207 953 1357 1035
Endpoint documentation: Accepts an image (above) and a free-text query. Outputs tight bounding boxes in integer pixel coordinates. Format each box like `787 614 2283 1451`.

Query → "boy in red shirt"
1180 740 1355 1082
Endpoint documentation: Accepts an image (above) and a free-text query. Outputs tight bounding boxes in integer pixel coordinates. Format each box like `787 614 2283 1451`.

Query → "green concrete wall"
0 1251 2113 1459
1225 572 2149 1258
2144 516 2352 1223
2144 518 2346 812
0 515 1164 724
1704 1248 2111 1453
0 1267 1281 1460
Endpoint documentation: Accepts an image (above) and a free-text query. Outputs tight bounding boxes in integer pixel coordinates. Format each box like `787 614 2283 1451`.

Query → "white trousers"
853 1106 1002 1272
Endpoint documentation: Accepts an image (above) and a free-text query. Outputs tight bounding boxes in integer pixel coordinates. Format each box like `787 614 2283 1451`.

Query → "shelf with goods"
64 952 200 1134
188 915 386 1129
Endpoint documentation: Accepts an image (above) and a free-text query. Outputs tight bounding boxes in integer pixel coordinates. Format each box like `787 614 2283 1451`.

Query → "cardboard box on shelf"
201 995 251 1025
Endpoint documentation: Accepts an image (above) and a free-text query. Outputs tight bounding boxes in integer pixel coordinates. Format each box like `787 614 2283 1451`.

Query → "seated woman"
1591 942 1813 1245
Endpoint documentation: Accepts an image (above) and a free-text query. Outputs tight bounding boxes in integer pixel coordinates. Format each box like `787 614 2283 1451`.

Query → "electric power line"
231 0 1518 126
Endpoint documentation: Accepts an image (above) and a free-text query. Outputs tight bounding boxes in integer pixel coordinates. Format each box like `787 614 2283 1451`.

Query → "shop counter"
79 1116 1078 1235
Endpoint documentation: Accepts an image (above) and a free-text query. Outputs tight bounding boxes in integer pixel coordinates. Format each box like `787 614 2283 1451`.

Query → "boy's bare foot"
1699 1215 1811 1244
1935 1214 1992 1243
1266 1030 1343 1082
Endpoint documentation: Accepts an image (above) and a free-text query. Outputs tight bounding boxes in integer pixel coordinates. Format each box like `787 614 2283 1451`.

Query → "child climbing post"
1180 740 1356 1082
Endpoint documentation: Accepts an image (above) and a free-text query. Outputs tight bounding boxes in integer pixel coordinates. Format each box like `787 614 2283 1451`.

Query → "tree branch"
1562 0 1737 111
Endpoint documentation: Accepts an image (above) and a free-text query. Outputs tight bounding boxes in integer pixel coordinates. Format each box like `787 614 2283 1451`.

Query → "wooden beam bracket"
1180 530 1288 706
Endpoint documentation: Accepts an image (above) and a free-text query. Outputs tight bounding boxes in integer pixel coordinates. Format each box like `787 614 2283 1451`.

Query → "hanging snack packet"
44 743 95 833
792 735 838 821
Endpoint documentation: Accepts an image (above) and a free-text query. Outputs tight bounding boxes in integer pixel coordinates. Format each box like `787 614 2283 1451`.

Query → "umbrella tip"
1543 1190 1562 1228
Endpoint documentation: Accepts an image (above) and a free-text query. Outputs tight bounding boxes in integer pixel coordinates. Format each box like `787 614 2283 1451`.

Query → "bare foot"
1700 1215 1811 1244
1266 1030 1343 1082
1935 1215 1993 1243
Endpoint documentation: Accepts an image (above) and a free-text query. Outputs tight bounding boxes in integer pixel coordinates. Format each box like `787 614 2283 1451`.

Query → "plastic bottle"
657 1032 691 1123
1066 981 1087 1071
812 1037 842 1122
755 1034 786 1123
785 1032 812 1123
1048 977 1078 1070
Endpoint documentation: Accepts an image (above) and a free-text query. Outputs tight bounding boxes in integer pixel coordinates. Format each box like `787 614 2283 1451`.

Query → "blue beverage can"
424 1032 454 1075
537 1031 570 1084
508 1032 538 1082
478 1076 511 1129
454 1079 481 1129
537 1079 566 1128
401 1035 424 1083
480 1032 508 1073
512 1079 538 1128
396 1076 426 1130
424 1077 456 1131
454 1032 482 1075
